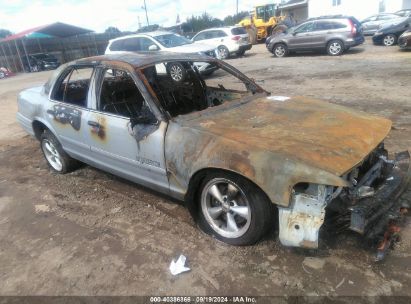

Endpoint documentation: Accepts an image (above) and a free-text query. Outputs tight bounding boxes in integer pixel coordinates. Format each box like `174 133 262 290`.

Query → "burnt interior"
143 62 251 117
54 79 90 107
99 70 144 118
52 67 94 107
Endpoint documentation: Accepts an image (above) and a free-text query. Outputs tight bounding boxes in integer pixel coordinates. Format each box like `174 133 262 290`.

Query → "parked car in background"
16 53 410 250
372 17 411 46
266 16 364 57
395 9 411 17
0 67 14 79
105 31 219 81
191 26 252 59
398 29 411 49
22 53 60 72
361 13 401 35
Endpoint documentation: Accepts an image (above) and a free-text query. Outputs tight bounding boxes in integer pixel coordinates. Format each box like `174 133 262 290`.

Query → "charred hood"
178 96 392 176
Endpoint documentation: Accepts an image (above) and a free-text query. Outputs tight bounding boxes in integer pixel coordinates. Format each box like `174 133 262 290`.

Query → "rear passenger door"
47 66 94 159
85 67 169 191
311 21 336 48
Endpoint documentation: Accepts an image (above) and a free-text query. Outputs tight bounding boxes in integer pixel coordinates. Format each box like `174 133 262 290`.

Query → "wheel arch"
184 167 273 219
326 38 345 48
32 118 57 141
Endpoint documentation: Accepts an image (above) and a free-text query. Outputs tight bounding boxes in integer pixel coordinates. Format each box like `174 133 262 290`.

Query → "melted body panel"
166 95 392 206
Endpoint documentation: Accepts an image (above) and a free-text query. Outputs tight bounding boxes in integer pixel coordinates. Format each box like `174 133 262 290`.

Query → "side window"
109 40 124 51
378 15 393 20
99 68 146 118
295 22 314 33
122 37 155 51
333 21 348 29
193 32 207 41
215 30 228 38
52 66 94 107
314 21 330 31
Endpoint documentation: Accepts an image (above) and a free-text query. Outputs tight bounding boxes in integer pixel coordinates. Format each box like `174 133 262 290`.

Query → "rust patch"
229 152 256 178
90 115 106 141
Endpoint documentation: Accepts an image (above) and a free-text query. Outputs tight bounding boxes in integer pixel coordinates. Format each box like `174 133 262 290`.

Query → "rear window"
231 27 247 35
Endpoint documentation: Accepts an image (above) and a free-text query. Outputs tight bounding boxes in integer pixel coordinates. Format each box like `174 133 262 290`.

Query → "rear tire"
272 43 288 58
197 172 274 245
167 62 186 83
236 49 246 57
383 34 397 46
326 39 344 56
40 130 80 174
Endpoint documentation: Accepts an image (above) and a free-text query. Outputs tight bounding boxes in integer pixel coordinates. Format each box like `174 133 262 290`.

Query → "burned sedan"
17 53 410 253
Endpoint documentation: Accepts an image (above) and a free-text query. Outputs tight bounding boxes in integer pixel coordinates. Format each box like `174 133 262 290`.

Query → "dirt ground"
0 38 410 298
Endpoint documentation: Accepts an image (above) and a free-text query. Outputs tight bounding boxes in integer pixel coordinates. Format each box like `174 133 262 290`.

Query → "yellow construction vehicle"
237 4 285 44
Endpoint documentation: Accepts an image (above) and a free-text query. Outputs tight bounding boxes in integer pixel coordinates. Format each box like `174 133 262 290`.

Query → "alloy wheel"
274 45 286 57
383 35 395 46
329 42 342 55
169 64 183 82
42 139 63 171
201 178 251 238
218 46 229 59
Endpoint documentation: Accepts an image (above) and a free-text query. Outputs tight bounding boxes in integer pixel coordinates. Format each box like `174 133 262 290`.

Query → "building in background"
279 0 411 22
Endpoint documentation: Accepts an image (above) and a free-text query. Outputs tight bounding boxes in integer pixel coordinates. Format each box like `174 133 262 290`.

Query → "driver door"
288 22 315 50
85 67 169 192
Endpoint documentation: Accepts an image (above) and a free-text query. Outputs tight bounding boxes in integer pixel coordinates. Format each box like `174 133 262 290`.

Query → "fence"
0 32 126 73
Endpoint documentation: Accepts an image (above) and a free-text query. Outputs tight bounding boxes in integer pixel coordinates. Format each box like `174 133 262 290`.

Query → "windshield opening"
141 60 263 118
154 34 192 48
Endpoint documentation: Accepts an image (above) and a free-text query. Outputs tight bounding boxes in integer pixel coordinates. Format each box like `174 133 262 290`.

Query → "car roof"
197 26 242 32
305 15 354 21
72 52 214 68
109 31 175 43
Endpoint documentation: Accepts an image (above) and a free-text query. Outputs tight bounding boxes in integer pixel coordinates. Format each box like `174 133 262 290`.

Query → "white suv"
105 31 219 81
191 26 252 59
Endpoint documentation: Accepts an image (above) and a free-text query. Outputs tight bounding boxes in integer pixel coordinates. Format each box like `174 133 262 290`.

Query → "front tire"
272 43 288 58
217 45 230 59
197 172 273 245
383 34 397 46
40 130 80 174
327 40 344 56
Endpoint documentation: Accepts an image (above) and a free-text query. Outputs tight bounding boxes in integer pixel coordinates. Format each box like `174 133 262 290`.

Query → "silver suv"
266 16 364 57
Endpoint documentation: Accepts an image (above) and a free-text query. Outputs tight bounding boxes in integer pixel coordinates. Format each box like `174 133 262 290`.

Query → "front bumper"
349 150 411 240
398 36 411 49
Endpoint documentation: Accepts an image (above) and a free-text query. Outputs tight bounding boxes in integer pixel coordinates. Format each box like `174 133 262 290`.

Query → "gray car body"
361 13 402 35
267 18 364 53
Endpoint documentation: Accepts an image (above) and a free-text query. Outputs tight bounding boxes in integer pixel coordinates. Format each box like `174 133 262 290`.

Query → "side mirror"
292 31 298 36
129 110 159 141
130 111 157 127
148 44 159 51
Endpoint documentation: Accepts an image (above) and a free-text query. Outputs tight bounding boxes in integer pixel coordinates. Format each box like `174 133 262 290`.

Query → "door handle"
88 121 100 128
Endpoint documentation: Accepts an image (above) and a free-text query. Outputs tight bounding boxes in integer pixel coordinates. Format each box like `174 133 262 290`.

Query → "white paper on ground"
169 254 190 275
267 96 291 102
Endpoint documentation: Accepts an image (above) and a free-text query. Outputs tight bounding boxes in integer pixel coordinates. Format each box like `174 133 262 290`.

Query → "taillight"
349 19 357 35
231 35 241 41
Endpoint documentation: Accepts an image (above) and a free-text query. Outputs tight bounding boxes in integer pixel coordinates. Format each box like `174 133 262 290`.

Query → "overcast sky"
0 0 281 33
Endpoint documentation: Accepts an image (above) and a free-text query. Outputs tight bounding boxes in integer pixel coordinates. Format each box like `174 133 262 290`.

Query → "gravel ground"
0 38 410 297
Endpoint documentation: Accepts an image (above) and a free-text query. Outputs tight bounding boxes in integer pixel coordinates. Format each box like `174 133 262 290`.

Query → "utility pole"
143 0 149 26
236 0 238 15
